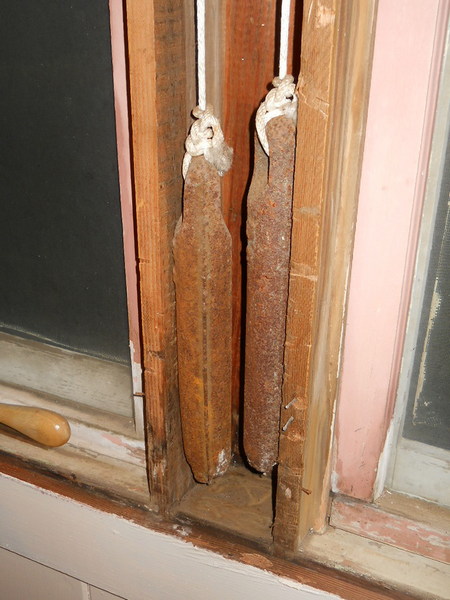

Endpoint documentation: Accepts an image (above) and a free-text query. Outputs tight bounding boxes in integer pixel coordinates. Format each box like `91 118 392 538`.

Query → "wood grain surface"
125 0 193 510
222 1 300 451
273 0 378 550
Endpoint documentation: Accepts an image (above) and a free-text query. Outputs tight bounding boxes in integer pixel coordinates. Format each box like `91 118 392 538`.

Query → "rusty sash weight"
244 0 298 474
173 0 233 484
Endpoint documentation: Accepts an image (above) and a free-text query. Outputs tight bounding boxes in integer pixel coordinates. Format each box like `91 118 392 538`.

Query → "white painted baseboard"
0 473 339 600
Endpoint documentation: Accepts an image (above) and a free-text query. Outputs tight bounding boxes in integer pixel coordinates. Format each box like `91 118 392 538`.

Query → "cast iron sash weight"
173 156 232 484
244 115 296 473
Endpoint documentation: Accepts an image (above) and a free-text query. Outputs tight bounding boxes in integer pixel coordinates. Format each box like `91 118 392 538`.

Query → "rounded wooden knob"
0 404 71 447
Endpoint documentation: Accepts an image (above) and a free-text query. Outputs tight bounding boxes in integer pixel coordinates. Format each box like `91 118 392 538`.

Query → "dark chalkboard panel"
0 1 130 364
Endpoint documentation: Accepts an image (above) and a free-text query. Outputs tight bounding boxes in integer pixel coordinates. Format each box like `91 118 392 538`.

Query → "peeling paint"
240 553 273 570
130 340 143 395
100 431 146 463
315 2 335 29
330 497 450 562
330 470 339 494
172 524 192 538
216 449 228 475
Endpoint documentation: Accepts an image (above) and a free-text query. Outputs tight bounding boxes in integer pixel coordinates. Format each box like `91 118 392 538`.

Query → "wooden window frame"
125 0 382 525
330 0 450 564
125 0 450 588
2 1 449 598
273 0 378 551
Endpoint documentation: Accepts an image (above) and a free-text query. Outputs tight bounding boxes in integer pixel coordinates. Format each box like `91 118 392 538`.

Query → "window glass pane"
0 1 130 364
389 27 450 505
402 137 450 451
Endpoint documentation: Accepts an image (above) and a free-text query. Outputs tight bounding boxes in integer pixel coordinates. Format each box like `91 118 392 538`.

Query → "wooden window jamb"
125 0 194 511
274 0 378 551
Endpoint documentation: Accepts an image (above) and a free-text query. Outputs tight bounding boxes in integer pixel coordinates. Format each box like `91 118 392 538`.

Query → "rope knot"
182 104 233 178
255 75 298 156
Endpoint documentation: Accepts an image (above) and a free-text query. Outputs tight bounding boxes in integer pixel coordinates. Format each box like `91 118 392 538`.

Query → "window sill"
0 460 426 600
0 431 150 509
330 491 450 563
0 381 145 464
175 473 450 599
301 526 450 600
0 332 139 421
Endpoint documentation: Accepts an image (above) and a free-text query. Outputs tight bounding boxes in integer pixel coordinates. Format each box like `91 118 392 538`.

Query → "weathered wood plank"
273 0 338 550
222 1 279 450
125 0 193 510
274 0 378 550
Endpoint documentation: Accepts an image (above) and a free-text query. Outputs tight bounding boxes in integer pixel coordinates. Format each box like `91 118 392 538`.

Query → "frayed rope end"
183 105 233 178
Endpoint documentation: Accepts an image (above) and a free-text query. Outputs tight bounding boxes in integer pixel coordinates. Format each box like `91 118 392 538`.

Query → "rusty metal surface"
244 115 296 473
173 156 232 484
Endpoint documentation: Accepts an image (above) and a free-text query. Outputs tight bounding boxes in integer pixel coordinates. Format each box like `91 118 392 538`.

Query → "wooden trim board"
274 0 378 550
0 333 134 420
109 0 144 427
298 0 378 539
124 0 194 510
333 0 446 501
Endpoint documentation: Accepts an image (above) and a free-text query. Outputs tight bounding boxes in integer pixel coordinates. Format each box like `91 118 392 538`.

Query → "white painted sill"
0 382 149 508
0 331 143 424
0 472 340 600
1 469 449 600
0 328 149 506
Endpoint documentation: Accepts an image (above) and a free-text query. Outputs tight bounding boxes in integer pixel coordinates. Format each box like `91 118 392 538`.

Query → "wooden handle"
0 404 71 447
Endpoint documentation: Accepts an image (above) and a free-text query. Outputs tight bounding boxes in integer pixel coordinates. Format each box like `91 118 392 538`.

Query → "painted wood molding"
0 473 339 600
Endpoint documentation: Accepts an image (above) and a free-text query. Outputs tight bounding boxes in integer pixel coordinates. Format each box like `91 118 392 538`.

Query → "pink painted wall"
109 0 142 389
333 0 445 500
